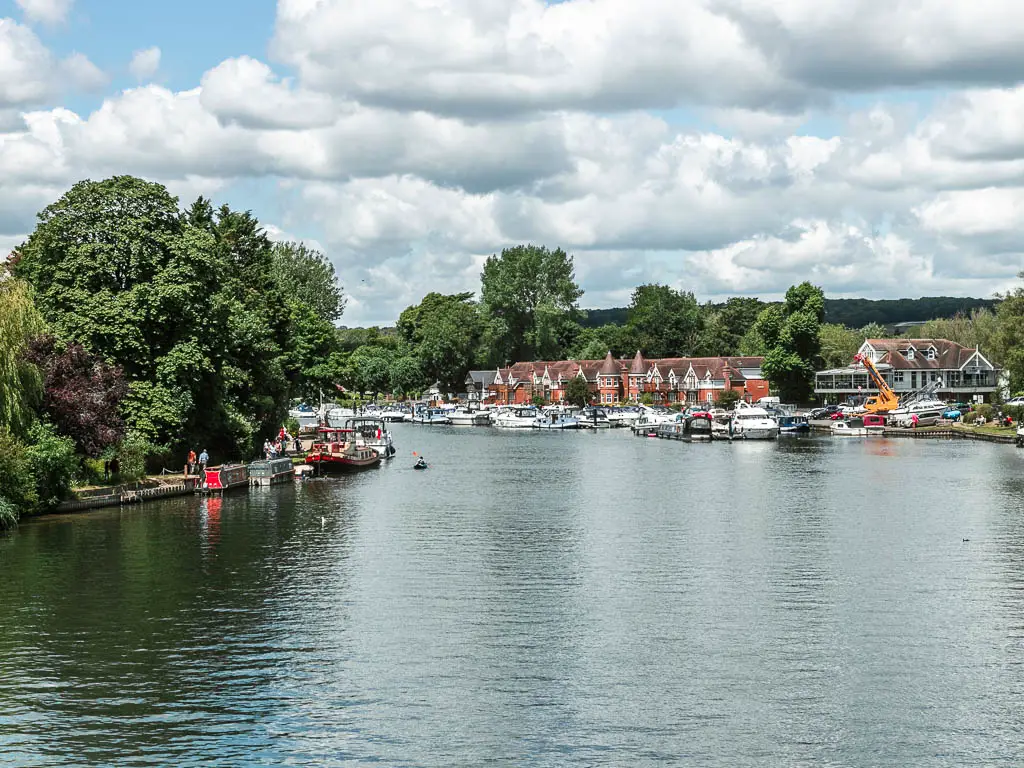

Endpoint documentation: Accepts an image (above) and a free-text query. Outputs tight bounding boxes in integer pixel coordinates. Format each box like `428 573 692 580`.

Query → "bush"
25 422 77 509
116 432 157 481
1003 404 1024 422
0 430 37 513
639 393 655 405
531 394 546 407
0 497 18 531
717 389 742 410
971 403 995 422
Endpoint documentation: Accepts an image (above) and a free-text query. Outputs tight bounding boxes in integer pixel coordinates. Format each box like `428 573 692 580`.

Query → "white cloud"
7 0 1024 323
270 0 1024 119
0 19 104 108
128 46 161 82
15 0 72 25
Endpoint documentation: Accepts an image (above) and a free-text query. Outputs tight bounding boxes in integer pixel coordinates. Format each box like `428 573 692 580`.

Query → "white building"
815 338 1000 403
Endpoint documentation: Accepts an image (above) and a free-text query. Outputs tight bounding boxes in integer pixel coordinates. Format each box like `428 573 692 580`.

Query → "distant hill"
822 297 997 328
579 297 998 330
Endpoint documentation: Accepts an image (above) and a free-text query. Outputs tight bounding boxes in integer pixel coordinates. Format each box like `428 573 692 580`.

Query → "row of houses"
461 338 1002 407
466 351 770 405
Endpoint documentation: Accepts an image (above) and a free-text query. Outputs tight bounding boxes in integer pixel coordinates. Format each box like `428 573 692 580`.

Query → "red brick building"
486 351 769 405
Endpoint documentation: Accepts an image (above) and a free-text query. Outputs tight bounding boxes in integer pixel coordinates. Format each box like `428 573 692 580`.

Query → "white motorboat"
607 407 643 427
380 407 408 422
326 406 357 427
493 406 540 428
578 407 612 428
344 416 396 457
412 407 451 425
288 404 321 433
630 407 675 434
448 406 492 426
533 411 581 430
888 399 946 428
728 403 779 440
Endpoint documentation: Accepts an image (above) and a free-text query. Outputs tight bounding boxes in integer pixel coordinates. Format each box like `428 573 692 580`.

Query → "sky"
3 0 1024 325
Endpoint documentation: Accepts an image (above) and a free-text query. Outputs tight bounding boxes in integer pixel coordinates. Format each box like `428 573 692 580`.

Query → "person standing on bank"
187 449 197 476
199 449 209 472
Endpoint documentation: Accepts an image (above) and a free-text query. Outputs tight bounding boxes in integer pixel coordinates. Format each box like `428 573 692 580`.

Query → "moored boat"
448 406 492 426
493 406 539 429
579 407 612 428
729 403 779 440
533 411 581 429
345 416 396 457
412 406 451 425
201 464 250 493
247 456 296 486
306 427 383 472
778 415 810 435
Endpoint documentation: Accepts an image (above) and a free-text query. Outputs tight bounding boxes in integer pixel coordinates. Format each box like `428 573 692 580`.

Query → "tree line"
5 174 1024 526
0 176 345 527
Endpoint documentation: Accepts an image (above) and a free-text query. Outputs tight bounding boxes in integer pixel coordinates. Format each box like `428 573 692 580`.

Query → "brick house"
488 351 768 405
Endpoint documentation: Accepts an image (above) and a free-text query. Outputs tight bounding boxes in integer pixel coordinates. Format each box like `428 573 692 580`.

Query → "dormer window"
904 349 915 361
926 347 936 360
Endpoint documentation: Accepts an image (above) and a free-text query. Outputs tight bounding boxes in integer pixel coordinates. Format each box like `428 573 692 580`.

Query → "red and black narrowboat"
201 464 250 494
306 427 382 473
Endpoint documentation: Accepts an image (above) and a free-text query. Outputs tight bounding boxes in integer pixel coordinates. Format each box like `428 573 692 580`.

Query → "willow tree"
0 277 45 437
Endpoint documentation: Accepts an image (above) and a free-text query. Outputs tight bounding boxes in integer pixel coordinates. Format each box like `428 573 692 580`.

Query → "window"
926 348 936 360
905 349 915 360
894 371 905 384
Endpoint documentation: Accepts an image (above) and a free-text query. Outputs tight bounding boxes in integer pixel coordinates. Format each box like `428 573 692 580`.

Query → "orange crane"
853 353 899 413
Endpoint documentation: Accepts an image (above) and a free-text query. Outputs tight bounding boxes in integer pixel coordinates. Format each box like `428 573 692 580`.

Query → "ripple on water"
2 429 1024 766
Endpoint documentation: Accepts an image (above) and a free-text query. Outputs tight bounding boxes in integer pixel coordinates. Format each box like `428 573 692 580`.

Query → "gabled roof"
466 370 497 387
862 338 998 371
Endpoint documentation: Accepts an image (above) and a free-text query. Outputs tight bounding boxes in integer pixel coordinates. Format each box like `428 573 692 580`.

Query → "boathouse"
814 338 1001 403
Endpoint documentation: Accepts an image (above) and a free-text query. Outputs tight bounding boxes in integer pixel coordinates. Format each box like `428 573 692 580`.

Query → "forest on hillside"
579 297 997 330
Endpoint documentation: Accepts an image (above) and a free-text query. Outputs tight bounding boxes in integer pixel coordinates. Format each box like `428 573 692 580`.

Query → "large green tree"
756 282 825 403
398 292 482 393
626 284 702 358
0 277 44 437
991 278 1024 393
479 245 583 364
14 177 342 458
270 241 346 323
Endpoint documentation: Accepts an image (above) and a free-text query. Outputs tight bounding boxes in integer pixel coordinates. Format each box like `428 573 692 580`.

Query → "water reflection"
1 429 1024 765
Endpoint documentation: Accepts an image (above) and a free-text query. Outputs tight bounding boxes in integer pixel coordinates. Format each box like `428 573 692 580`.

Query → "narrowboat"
247 456 296 486
306 427 382 472
201 464 250 494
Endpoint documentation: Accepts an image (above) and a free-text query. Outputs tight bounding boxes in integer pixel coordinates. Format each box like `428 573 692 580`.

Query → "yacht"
607 407 643 428
288 404 321 433
380 406 408 422
326 406 357 427
578 407 612 428
533 411 581 430
630 407 675 434
888 399 946 427
448 406 492 426
344 416 396 457
728 403 779 440
493 406 540 428
777 415 810 435
412 406 451 425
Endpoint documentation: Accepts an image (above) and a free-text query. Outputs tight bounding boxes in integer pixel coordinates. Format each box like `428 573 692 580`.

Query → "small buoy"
321 516 326 527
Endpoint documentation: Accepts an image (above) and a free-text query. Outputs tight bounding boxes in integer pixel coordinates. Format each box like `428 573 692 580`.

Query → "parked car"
809 405 841 420
1005 397 1024 407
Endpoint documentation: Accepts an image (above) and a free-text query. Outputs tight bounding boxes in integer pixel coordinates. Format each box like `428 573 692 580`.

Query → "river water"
2 426 1024 766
